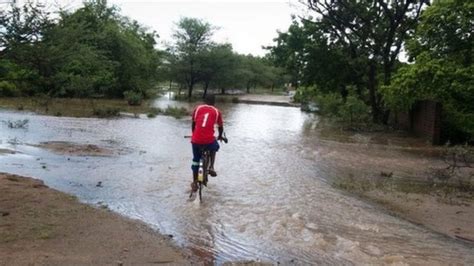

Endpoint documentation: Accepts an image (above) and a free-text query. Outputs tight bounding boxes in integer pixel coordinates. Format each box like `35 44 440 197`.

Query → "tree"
235 55 272 93
198 43 238 97
171 17 215 98
297 0 429 122
0 2 54 95
267 18 365 98
384 0 473 142
265 20 306 89
0 0 161 98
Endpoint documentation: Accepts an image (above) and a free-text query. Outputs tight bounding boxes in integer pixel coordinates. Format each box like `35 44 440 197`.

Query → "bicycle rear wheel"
198 182 202 201
198 151 210 202
203 151 210 185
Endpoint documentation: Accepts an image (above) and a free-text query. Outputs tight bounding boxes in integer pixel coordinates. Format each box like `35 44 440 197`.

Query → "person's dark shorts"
191 140 220 173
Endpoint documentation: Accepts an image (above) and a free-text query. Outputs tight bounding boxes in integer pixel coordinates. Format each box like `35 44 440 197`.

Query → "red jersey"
191 104 223 144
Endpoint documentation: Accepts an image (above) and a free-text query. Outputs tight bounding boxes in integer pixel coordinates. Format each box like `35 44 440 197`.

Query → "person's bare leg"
210 151 216 169
209 151 217 176
191 171 198 192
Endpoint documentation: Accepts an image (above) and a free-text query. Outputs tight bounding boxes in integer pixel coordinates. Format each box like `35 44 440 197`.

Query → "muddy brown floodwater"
0 98 473 264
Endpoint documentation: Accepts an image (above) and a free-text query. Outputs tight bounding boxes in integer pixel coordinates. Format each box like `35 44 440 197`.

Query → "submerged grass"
0 97 189 119
161 106 188 118
332 174 474 202
146 106 188 119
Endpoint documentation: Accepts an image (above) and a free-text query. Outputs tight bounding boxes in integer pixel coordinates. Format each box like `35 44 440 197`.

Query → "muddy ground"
365 190 474 243
319 136 474 244
0 173 189 265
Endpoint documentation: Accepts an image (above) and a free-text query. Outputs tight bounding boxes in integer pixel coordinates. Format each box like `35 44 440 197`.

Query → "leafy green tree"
266 20 306 89
171 17 215 98
1 0 161 98
235 55 272 93
268 18 365 97
49 1 159 98
198 43 238 97
384 0 474 142
0 2 54 95
276 1 429 122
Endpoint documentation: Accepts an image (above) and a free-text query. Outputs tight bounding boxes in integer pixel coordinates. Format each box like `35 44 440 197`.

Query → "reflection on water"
0 100 473 264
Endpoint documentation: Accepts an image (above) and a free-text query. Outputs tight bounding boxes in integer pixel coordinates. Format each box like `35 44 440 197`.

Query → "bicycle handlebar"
183 135 228 143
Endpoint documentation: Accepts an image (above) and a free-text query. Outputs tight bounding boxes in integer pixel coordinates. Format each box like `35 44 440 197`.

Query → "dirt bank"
0 173 188 265
323 140 474 244
314 131 474 245
365 190 474 244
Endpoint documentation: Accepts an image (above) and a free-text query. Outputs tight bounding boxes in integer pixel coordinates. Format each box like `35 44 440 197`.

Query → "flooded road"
0 100 473 264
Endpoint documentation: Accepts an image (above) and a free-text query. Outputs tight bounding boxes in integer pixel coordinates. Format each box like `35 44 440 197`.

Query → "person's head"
204 94 216 106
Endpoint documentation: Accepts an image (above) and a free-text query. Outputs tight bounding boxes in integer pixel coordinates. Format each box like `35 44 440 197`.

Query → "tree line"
163 17 287 99
1 0 472 142
0 1 159 99
266 0 472 143
0 1 285 101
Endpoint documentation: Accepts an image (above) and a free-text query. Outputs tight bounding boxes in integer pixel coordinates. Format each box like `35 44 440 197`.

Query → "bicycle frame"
185 134 227 202
196 148 211 202
188 146 212 202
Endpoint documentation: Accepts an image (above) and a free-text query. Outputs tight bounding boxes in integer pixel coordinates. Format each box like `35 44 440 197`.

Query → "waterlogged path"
0 101 473 264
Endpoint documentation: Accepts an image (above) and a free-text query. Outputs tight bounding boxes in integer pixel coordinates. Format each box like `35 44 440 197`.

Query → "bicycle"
185 134 227 202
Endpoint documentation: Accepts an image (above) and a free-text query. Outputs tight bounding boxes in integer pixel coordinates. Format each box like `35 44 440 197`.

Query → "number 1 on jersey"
202 113 209 127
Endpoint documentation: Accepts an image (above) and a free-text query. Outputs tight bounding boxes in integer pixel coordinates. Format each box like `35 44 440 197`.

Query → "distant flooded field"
0 97 157 117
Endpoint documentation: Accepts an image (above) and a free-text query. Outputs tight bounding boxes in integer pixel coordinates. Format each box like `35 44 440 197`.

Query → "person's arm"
218 126 223 139
191 108 196 133
217 110 224 140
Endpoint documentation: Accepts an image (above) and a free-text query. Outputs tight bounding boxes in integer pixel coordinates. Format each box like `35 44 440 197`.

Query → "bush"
299 89 372 129
431 144 474 192
314 93 343 117
93 107 121 118
440 104 474 144
123 90 144 106
147 107 161 118
293 86 317 103
338 95 372 128
0 81 21 97
295 86 345 117
162 106 188 119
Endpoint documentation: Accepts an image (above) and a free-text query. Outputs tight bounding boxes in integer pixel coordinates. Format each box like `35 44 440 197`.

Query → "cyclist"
190 94 224 192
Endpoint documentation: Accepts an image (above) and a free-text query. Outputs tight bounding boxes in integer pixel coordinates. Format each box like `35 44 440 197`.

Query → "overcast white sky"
7 0 301 56
110 0 299 56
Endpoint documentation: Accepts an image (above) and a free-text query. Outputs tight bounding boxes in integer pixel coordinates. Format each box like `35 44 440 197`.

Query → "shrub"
440 104 474 144
123 90 143 106
299 89 372 129
162 106 188 119
93 107 121 118
293 86 317 103
0 81 21 97
314 93 343 117
147 107 161 118
338 95 372 128
430 144 474 193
